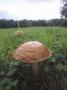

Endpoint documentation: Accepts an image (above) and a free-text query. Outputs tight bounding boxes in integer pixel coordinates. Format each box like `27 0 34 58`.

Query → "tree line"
0 19 67 28
0 0 67 28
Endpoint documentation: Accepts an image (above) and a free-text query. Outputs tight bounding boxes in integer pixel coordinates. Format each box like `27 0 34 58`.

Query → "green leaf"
10 80 18 87
63 78 67 85
49 56 56 63
63 65 67 71
55 64 64 70
6 68 16 76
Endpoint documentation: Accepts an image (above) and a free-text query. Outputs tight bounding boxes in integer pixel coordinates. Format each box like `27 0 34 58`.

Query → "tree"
61 0 67 19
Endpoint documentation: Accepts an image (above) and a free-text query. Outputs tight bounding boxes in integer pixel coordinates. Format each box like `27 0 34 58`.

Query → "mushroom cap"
14 30 24 36
13 41 52 63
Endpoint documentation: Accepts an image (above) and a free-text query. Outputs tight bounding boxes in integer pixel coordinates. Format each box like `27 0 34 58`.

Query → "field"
0 27 67 90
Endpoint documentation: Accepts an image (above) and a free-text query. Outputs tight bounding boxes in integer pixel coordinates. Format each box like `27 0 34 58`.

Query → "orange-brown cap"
14 30 24 36
13 41 52 63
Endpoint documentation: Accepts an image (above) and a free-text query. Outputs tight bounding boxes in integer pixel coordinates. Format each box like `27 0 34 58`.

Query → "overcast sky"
0 0 61 20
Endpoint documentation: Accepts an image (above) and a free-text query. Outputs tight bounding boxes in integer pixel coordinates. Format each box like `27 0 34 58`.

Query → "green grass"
0 27 67 90
0 26 67 63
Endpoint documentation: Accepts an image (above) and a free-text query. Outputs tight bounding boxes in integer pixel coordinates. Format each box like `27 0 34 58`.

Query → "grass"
0 27 67 60
0 27 67 47
0 27 67 90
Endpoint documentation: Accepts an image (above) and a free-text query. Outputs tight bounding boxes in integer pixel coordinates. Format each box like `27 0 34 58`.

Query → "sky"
0 0 61 20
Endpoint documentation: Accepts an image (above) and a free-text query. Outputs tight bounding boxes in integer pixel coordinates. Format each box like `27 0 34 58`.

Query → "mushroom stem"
32 62 39 78
17 21 20 30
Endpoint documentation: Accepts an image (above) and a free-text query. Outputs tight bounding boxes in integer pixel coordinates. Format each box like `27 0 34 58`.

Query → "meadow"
0 27 67 90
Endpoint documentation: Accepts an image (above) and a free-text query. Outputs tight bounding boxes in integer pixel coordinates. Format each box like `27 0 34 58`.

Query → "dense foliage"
61 0 67 19
0 27 67 90
0 19 67 28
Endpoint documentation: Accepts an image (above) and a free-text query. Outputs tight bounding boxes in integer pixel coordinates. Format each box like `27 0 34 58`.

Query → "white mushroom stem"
32 62 39 78
17 21 20 30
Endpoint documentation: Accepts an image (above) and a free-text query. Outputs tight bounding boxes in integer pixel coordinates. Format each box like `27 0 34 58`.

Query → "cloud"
0 0 55 4
26 0 53 1
23 0 54 3
0 0 60 20
0 10 12 19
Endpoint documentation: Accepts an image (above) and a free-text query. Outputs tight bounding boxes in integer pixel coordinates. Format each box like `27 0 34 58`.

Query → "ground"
0 27 67 90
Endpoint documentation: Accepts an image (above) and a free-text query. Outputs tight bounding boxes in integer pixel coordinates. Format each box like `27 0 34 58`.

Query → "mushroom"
13 41 52 78
14 30 24 36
